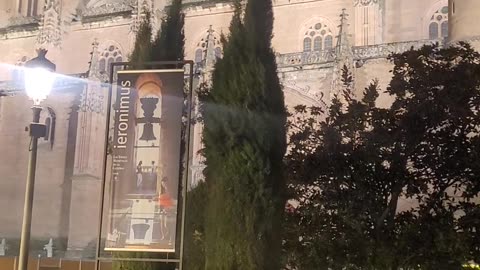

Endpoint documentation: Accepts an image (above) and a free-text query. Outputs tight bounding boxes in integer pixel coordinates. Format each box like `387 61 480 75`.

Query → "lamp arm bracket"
27 123 47 138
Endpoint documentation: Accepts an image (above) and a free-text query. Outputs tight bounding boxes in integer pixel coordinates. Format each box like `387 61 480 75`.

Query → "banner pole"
94 62 123 270
178 61 195 270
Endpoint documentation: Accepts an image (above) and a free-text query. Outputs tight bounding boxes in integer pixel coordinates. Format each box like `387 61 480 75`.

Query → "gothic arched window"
428 6 449 39
194 29 223 66
99 45 123 75
441 21 448 37
429 23 439 40
303 22 334 52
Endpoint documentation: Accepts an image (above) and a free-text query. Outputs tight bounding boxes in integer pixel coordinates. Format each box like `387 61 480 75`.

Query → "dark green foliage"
113 252 156 270
184 182 208 270
151 0 185 62
285 43 480 269
202 0 287 269
129 11 153 69
113 12 154 270
113 2 184 269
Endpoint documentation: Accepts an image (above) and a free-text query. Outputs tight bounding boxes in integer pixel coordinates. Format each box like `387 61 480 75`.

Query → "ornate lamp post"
18 49 56 270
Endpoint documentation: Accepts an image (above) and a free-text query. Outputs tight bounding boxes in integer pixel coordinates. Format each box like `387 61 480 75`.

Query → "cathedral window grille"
428 6 449 39
20 0 39 17
324 35 333 50
303 37 312 52
303 22 334 52
429 22 439 40
313 37 322 51
99 45 123 76
441 21 448 37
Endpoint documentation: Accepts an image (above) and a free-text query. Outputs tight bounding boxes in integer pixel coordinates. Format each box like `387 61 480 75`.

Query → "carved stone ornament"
276 38 444 69
79 84 105 114
7 15 38 27
353 39 443 60
83 0 135 17
131 0 155 34
276 50 336 68
354 0 380 7
37 0 63 48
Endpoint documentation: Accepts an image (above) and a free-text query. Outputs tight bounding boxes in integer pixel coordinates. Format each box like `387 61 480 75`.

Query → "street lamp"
18 49 56 270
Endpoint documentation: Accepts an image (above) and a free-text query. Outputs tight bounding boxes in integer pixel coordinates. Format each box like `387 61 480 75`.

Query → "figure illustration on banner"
158 176 174 242
136 161 143 190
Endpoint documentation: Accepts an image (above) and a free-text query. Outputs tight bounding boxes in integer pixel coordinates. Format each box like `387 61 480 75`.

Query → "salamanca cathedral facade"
0 0 479 258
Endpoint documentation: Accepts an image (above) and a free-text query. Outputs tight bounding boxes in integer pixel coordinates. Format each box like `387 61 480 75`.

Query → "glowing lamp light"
24 68 56 105
24 49 56 105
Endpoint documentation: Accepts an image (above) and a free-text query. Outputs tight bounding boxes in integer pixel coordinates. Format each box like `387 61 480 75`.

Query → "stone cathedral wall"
0 91 78 243
0 0 477 257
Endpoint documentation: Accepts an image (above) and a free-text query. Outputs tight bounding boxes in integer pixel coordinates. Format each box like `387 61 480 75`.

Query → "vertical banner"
105 69 184 253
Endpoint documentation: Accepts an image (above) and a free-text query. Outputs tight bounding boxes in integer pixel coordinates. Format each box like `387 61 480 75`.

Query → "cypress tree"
202 0 287 268
130 11 153 68
112 10 155 270
112 1 185 267
244 1 287 267
151 0 185 61
183 181 208 270
149 2 190 270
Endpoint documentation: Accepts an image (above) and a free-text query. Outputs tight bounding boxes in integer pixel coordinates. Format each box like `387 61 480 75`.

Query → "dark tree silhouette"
285 43 480 269
201 0 287 268
113 1 184 268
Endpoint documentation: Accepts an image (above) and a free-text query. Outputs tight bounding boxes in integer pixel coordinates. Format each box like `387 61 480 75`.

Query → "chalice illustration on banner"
134 74 174 246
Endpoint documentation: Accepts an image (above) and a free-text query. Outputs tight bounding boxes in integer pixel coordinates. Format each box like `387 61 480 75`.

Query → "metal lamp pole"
18 49 56 270
18 106 45 270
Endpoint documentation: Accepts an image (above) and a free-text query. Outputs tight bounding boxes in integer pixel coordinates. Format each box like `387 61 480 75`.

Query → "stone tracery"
98 44 124 76
303 22 334 52
37 0 63 48
353 0 380 7
194 28 223 66
428 5 449 40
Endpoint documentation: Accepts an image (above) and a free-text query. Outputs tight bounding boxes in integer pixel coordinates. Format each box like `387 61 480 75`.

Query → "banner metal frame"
94 61 195 270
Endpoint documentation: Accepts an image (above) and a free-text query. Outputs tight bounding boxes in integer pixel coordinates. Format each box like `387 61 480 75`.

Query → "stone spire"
335 8 352 59
198 25 218 83
331 8 355 101
204 25 217 72
132 0 155 34
79 39 106 114
37 0 63 49
190 26 219 189
86 39 102 80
